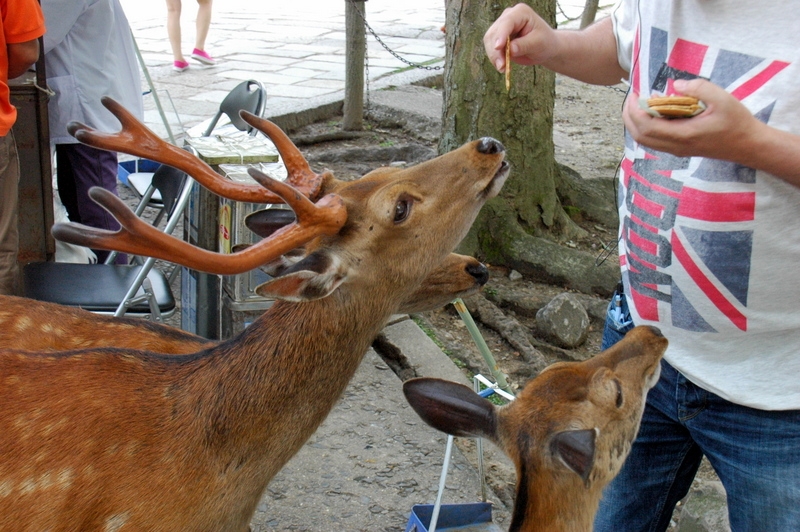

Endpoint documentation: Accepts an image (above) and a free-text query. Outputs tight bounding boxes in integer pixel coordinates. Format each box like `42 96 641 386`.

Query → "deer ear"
245 208 297 238
254 250 346 302
550 428 596 484
403 378 498 439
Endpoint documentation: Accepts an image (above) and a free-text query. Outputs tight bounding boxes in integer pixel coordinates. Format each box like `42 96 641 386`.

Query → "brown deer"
403 325 667 532
0 98 491 355
0 97 509 530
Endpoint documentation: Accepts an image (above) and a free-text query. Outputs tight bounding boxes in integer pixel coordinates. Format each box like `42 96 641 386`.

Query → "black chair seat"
23 262 175 314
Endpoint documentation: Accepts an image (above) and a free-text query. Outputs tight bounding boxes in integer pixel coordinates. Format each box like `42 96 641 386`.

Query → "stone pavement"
120 0 596 137
120 0 449 138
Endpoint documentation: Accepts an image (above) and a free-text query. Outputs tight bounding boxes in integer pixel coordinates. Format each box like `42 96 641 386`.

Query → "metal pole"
130 29 176 144
343 0 366 130
429 435 454 532
452 298 515 397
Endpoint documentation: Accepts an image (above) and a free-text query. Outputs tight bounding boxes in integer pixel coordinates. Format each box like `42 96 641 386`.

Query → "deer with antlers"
404 325 668 532
0 97 508 530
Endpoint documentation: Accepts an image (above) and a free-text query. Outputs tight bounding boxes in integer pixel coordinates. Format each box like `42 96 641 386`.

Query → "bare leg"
194 0 212 52
165 0 184 62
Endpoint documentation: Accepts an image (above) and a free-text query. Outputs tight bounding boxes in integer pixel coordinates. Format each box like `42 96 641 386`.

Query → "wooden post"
343 0 366 130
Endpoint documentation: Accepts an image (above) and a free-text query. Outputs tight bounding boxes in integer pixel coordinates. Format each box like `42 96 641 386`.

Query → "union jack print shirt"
611 0 800 409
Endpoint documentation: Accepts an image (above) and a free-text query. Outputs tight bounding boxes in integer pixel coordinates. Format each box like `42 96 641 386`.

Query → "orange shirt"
1 0 46 135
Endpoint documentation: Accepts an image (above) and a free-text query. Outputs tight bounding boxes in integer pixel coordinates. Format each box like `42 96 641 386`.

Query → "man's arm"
7 39 40 80
484 4 627 86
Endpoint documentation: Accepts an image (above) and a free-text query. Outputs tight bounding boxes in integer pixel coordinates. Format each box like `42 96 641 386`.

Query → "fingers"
623 95 679 151
484 16 515 72
484 3 539 72
672 78 709 99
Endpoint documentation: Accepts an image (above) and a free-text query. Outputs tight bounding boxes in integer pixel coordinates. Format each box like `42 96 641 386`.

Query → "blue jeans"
595 292 800 531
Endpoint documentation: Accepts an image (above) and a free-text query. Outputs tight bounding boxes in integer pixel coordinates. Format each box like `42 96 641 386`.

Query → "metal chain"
556 2 581 23
352 7 443 72
351 2 624 106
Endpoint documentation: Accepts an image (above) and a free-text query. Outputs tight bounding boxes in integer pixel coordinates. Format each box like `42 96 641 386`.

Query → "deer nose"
477 137 505 155
466 262 489 286
645 325 664 337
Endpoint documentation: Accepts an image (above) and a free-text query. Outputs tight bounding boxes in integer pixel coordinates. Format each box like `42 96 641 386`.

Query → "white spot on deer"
105 512 131 531
57 468 74 490
0 480 13 498
14 316 33 332
20 478 37 495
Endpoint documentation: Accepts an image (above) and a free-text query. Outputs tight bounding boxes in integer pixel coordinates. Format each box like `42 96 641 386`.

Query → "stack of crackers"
643 95 706 118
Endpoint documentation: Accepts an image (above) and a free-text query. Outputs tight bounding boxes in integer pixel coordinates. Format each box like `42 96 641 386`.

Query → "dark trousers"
56 143 127 264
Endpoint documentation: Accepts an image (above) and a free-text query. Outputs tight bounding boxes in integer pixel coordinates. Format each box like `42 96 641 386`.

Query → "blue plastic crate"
405 502 500 532
117 158 161 186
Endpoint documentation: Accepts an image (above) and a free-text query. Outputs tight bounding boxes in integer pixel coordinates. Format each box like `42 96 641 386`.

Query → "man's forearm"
741 123 800 187
544 18 628 86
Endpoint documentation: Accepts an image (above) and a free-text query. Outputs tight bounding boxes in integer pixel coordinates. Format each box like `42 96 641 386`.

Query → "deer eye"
394 198 412 224
614 379 623 408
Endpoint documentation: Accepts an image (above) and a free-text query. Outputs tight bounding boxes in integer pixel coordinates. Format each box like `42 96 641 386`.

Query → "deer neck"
187 285 399 477
511 463 600 532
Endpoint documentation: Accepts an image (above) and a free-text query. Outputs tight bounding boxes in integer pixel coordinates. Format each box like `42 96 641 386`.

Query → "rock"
572 293 611 324
508 269 523 281
677 480 731 532
535 293 590 348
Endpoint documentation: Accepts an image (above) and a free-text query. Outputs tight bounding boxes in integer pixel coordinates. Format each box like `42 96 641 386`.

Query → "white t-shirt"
43 0 143 145
611 0 800 410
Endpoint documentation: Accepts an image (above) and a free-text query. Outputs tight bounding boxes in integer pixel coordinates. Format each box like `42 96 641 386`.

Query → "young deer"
0 97 509 531
403 325 668 532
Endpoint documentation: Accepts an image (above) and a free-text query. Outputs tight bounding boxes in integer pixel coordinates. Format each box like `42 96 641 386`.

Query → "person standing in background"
42 0 143 264
1 0 46 295
166 0 215 72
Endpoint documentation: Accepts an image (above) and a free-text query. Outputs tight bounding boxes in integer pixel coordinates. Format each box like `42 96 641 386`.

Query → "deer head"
403 325 667 532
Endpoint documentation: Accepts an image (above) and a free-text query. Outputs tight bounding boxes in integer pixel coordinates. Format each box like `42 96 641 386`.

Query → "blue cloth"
601 285 634 350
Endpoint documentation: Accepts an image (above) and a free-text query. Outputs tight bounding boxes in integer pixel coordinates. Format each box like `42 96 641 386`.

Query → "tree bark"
440 0 617 295
580 0 600 29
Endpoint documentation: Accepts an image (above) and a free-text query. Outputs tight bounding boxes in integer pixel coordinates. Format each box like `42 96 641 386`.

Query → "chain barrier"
350 3 443 117
351 2 626 115
352 6 443 72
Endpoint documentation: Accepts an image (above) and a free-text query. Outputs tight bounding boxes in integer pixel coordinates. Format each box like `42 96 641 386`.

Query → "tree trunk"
580 0 600 29
440 0 618 295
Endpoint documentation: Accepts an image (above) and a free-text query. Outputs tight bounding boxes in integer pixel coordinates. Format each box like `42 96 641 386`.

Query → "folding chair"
23 160 195 322
123 79 266 214
202 79 267 137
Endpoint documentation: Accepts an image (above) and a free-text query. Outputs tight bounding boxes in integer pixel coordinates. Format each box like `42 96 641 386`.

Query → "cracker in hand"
505 36 511 92
642 95 706 118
